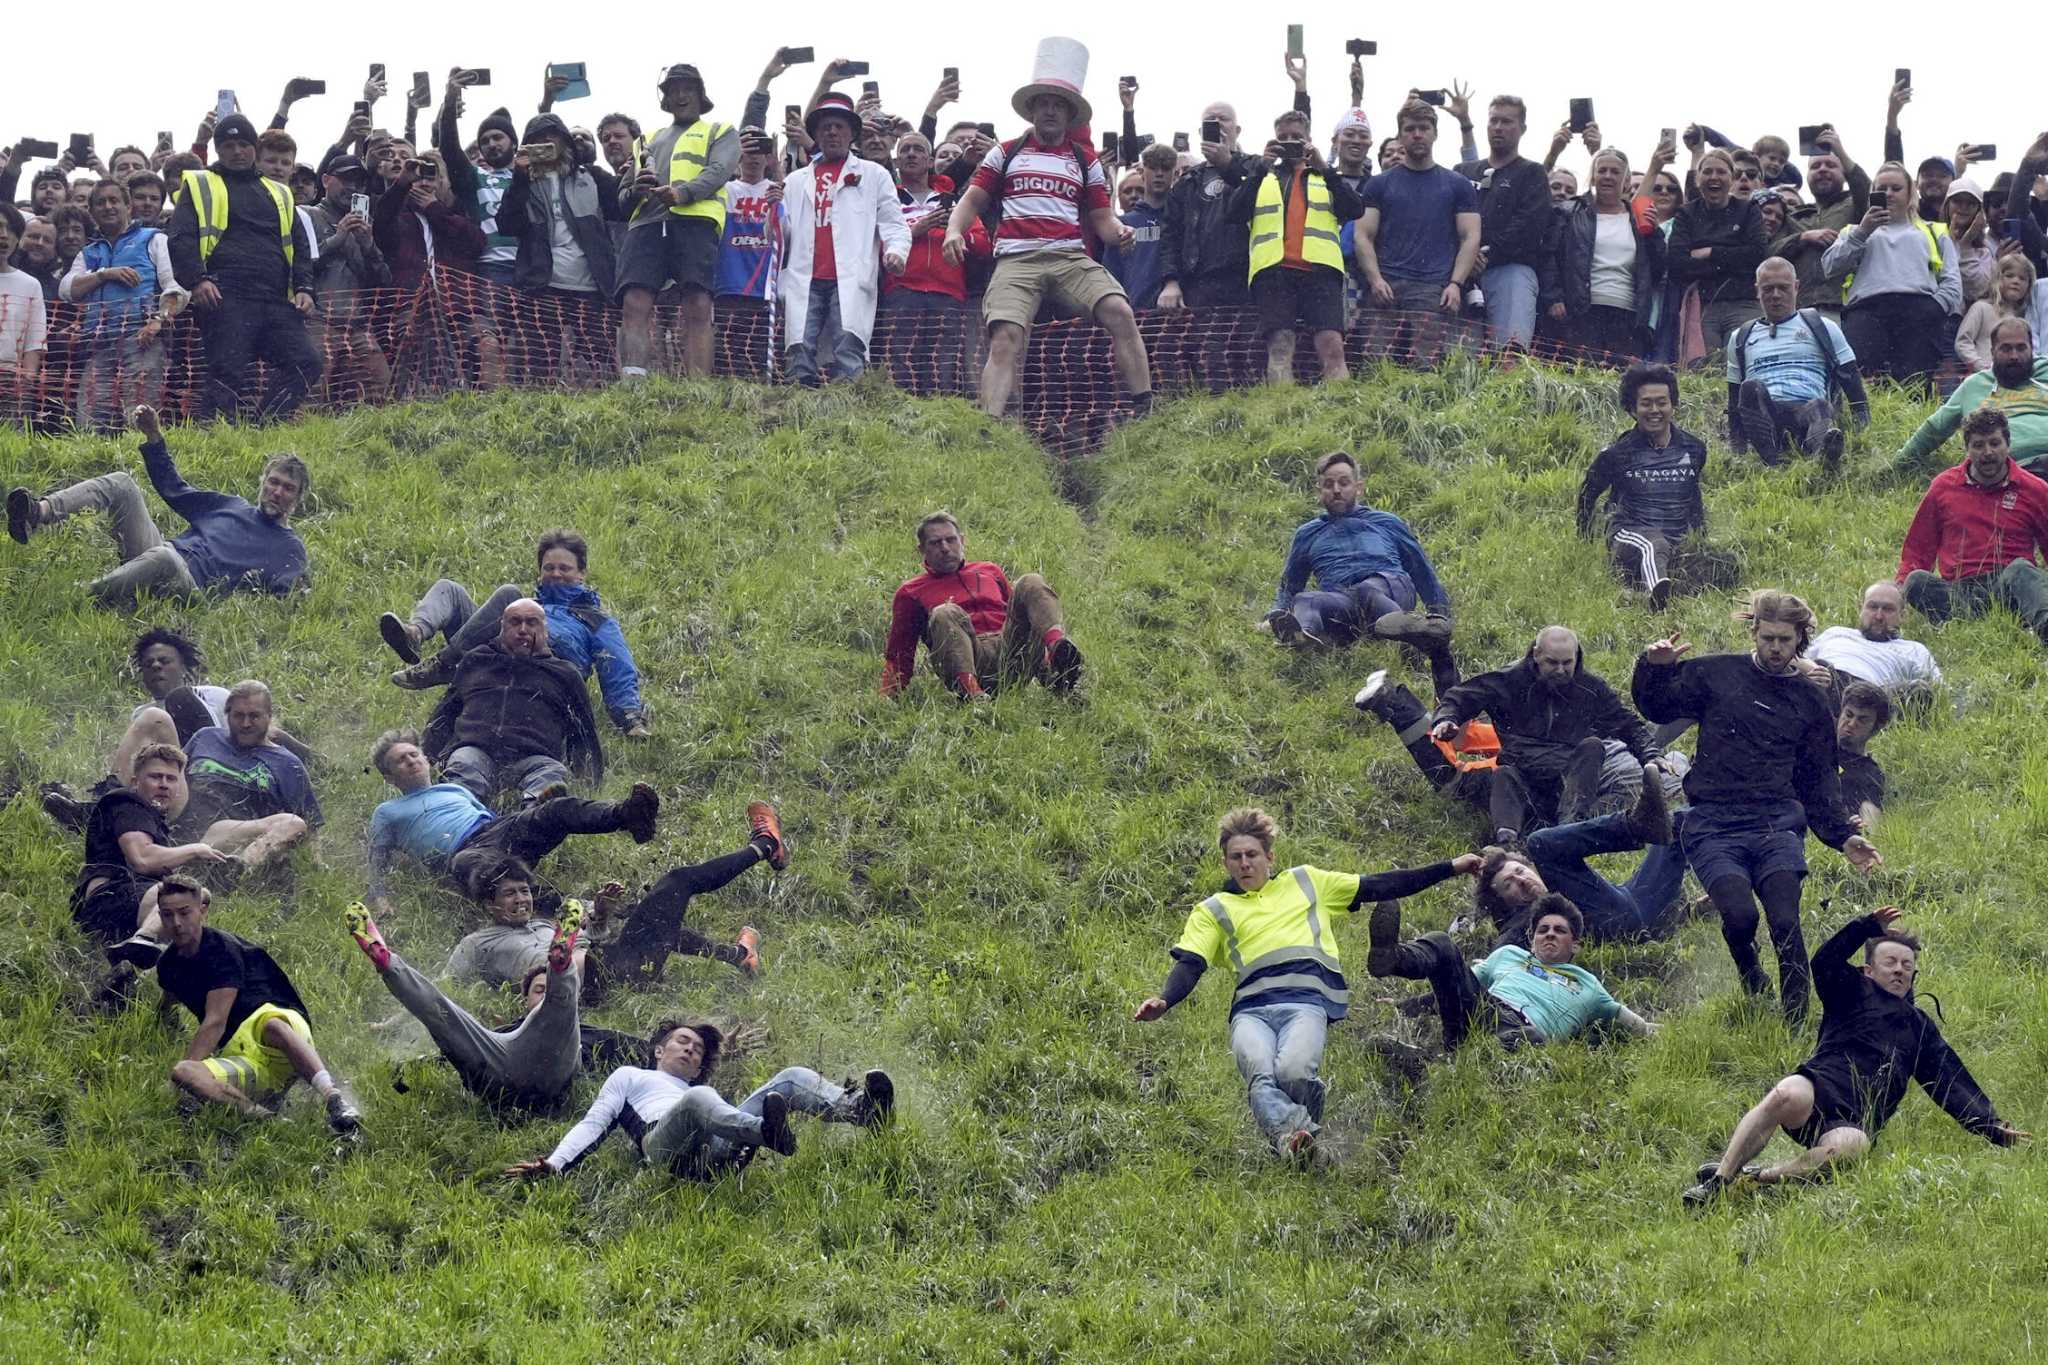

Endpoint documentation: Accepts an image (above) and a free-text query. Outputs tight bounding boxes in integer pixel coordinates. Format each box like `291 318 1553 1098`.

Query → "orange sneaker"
734 926 762 975
747 801 789 870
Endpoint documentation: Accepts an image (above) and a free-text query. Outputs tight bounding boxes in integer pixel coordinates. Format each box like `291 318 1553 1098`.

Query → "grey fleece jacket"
1821 219 1961 315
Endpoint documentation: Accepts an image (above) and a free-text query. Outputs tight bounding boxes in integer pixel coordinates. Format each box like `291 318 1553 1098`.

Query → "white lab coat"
778 154 911 345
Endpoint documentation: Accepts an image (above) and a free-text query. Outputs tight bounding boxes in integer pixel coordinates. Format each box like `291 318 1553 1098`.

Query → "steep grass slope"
2 365 2044 1364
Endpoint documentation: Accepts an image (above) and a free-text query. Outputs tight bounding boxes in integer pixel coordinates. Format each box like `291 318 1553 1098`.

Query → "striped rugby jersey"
969 137 1110 256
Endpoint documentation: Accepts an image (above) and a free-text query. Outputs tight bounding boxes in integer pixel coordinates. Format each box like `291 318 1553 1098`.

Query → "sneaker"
1046 637 1084 695
325 1088 364 1134
106 932 166 969
622 715 652 739
954 672 989 702
93 962 142 1014
549 899 587 973
1365 900 1404 976
41 783 89 833
6 486 39 544
1373 611 1453 650
389 654 453 690
1820 426 1845 473
343 901 392 971
1681 1171 1743 1209
377 612 424 664
615 782 660 844
859 1068 896 1126
734 926 762 975
746 800 789 869
1648 577 1674 613
1625 762 1675 846
758 1090 797 1157
1282 1127 1317 1159
1353 668 1390 716
1265 608 1305 646
1694 1161 1763 1184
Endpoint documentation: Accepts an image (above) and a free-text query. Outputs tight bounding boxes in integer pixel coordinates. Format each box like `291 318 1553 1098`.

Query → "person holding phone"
880 130 987 393
1452 94 1553 349
491 112 624 383
779 92 910 387
1821 161 1959 383
1777 127 1870 315
1226 110 1365 385
435 74 523 384
301 154 394 404
164 114 321 422
59 177 187 432
1546 146 1665 360
617 63 736 380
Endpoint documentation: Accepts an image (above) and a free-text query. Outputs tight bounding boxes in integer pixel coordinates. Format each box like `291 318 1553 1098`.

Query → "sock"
310 1069 335 1096
748 835 775 860
1042 626 1066 649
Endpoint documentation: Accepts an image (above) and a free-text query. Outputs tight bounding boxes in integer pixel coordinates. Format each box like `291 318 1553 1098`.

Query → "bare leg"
133 881 165 942
1713 1074 1814 1178
113 707 179 785
680 291 714 377
1095 297 1151 398
356 335 392 401
980 321 1026 416
257 1014 339 1094
1759 1125 1870 1183
619 287 657 373
1265 329 1297 385
1313 329 1348 382
200 814 308 868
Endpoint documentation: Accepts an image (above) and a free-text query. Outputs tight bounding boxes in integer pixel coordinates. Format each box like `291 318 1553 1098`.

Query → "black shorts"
1252 264 1345 337
73 879 149 944
1785 1065 1874 1148
617 217 719 299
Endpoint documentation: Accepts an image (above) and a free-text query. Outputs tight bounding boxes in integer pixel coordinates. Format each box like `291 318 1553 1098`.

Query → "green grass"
3 363 2044 1363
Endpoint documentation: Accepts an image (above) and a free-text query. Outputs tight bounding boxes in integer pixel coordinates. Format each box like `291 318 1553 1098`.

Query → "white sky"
11 2 2039 187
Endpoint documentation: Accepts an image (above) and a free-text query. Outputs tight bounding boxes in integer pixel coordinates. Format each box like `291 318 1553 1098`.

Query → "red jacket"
881 560 1012 694
884 176 990 302
1897 459 2048 582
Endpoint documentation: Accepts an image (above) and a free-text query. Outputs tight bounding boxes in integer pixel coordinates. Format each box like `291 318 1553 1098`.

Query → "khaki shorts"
202 1004 311 1101
981 249 1125 331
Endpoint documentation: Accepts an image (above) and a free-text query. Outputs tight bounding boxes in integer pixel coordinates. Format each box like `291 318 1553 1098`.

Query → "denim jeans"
1482 262 1539 348
642 1066 850 1175
1526 809 1691 941
411 579 525 657
1227 1002 1328 1144
786 279 868 385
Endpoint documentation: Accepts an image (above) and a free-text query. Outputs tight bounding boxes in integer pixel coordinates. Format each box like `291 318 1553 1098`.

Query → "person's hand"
1888 78 1911 123
1548 122 1573 160
1581 122 1602 154
1349 57 1364 105
197 110 219 146
1843 835 1882 872
1303 142 1328 173
136 317 164 346
1262 139 1287 166
927 72 961 116
183 844 230 864
1157 279 1185 310
824 57 857 83
446 67 477 102
190 281 222 312
942 229 968 266
1643 631 1690 666
1113 222 1136 251
1132 996 1170 1023
1447 79 1473 129
362 73 388 105
1858 203 1889 234
763 180 785 205
590 880 627 922
758 47 794 84
1437 281 1462 312
1450 852 1483 876
406 181 435 209
513 149 532 174
2025 131 2048 168
1119 76 1137 111
1954 142 1975 176
1369 276 1396 307
1997 236 2024 260
883 250 907 275
906 210 943 237
341 210 372 236
132 404 163 440
1201 137 1230 169
1690 246 1713 259
1682 123 1703 150
501 1158 555 1181
1284 53 1307 92
1872 905 1903 928
856 88 881 118
1800 227 1839 247
1429 719 1459 742
345 112 374 143
283 77 320 105
1547 301 1567 321
1650 131 1676 168
101 266 143 289
1992 1122 2033 1145
293 290 315 316
407 81 431 112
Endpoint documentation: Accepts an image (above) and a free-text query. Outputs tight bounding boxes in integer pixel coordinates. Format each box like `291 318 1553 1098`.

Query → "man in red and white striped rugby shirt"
943 86 1153 419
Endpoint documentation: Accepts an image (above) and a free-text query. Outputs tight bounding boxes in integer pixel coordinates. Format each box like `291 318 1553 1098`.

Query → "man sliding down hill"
1684 907 2028 1208
1264 451 1457 697
880 511 1084 701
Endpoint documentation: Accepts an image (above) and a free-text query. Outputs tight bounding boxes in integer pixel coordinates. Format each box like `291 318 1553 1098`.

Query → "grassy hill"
2 363 2044 1363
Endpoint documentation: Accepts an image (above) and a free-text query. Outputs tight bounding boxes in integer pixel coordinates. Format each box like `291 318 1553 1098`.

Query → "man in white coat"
779 92 910 385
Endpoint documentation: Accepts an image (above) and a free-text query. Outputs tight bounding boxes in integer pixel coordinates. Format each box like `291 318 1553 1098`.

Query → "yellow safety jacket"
1247 168 1344 282
646 118 729 229
1841 219 1944 304
1173 865 1364 1018
179 169 295 297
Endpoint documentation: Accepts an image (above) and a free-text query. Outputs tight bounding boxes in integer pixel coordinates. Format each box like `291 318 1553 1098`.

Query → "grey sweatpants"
379 949 581 1103
643 1066 851 1176
43 471 200 605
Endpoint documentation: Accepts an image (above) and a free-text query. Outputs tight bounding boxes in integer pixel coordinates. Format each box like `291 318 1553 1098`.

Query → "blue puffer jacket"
536 581 643 727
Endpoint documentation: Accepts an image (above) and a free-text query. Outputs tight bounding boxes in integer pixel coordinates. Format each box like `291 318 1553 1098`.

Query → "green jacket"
1897 356 2048 474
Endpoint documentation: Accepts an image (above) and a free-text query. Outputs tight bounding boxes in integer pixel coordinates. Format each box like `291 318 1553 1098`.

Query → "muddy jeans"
43 471 200 606
924 572 1065 690
642 1066 853 1176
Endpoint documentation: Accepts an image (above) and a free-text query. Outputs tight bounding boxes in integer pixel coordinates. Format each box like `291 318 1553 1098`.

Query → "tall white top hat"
1012 36 1092 125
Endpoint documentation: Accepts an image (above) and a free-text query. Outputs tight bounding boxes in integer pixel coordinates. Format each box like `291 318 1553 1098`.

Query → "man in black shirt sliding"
1578 364 1738 611
1833 679 1891 829
152 874 361 1131
1633 590 1881 1024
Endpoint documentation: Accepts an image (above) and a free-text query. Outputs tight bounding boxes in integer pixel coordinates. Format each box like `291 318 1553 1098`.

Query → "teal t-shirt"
1472 945 1619 1042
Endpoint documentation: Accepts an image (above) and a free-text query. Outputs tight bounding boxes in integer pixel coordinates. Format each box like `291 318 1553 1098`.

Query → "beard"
1993 357 2033 389
1858 623 1898 642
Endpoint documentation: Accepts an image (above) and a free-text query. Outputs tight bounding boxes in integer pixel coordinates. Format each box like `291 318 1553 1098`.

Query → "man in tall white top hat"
942 37 1155 419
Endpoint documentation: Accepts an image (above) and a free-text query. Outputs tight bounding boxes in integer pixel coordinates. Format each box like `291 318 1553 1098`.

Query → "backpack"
1734 308 1846 397
984 135 1102 254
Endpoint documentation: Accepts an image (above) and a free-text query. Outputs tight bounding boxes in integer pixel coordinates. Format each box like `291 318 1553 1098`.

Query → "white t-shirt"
1589 211 1635 311
1810 626 1942 692
0 269 49 369
543 176 595 293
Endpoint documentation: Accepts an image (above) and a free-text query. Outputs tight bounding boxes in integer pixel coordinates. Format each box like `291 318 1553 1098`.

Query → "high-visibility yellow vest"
1172 865 1364 1017
659 118 728 229
180 169 295 297
1842 218 1944 304
1247 168 1344 282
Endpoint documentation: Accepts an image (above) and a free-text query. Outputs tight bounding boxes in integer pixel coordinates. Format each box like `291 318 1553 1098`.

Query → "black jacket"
1631 651 1853 847
1667 195 1767 305
422 640 604 784
1547 195 1664 320
1431 645 1660 783
167 162 316 298
1158 154 1255 286
1577 424 1709 541
1453 154 1553 268
1800 913 2013 1144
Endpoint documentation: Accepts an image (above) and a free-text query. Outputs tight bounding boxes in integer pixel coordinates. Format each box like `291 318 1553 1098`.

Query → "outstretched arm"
1134 949 1208 1020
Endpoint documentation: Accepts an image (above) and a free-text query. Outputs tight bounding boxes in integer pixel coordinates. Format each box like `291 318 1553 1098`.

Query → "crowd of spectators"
4 50 2048 432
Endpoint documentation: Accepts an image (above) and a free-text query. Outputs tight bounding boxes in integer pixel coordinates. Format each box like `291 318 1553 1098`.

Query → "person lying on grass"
1132 805 1481 1161
502 1019 895 1180
1684 906 2028 1208
419 598 605 805
151 874 362 1131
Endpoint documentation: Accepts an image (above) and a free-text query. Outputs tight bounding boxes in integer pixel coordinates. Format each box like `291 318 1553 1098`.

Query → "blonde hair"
1996 253 2038 316
1217 807 1279 854
1872 161 1920 225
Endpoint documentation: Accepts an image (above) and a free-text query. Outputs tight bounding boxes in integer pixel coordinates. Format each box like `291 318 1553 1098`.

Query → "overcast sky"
11 3 2042 186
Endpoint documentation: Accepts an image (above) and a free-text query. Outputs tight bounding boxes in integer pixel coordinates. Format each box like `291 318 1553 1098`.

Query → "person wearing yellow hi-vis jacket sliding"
1225 109 1365 386
1134 807 1479 1159
166 115 320 422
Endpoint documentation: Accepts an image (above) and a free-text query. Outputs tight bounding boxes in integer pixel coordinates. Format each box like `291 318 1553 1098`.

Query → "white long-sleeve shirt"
58 232 186 305
545 1066 696 1170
